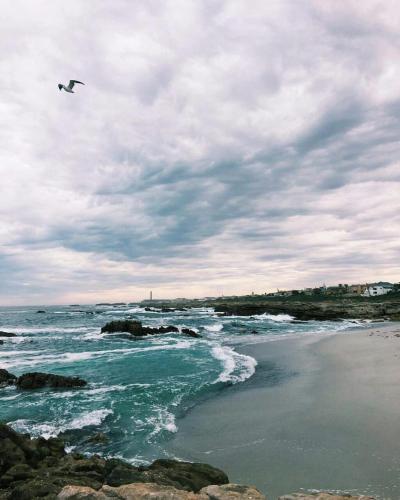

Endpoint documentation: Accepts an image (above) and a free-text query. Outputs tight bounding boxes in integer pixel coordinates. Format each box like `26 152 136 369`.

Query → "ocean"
0 304 363 465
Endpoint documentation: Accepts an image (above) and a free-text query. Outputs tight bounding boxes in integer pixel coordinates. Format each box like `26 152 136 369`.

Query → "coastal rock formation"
0 424 228 499
16 372 87 389
278 494 374 499
101 320 201 339
201 483 266 499
57 482 266 499
0 369 16 387
0 371 87 390
181 328 201 338
58 483 205 499
0 331 17 337
214 300 400 321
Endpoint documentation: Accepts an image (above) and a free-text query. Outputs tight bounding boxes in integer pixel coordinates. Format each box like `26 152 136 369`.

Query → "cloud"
0 0 399 304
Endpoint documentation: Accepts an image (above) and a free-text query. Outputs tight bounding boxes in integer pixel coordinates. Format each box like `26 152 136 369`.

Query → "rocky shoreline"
212 299 400 321
0 424 374 499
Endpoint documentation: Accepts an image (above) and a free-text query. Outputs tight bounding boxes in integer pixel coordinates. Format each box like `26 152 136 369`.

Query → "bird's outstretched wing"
68 80 85 89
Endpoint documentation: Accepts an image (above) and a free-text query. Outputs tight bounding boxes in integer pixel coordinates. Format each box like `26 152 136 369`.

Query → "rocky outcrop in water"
181 328 201 338
16 372 87 390
101 320 201 338
0 370 87 390
0 424 228 499
0 331 17 337
214 300 400 321
0 369 16 388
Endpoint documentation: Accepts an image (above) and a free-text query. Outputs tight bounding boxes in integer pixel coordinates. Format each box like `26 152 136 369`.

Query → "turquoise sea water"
0 304 362 464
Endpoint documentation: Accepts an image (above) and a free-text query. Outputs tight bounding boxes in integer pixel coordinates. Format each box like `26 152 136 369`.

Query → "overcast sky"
1 0 399 305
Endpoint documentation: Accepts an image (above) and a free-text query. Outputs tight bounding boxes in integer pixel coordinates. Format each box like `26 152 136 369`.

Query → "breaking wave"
211 345 257 384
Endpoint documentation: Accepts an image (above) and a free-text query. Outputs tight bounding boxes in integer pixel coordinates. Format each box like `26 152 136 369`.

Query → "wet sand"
167 324 400 499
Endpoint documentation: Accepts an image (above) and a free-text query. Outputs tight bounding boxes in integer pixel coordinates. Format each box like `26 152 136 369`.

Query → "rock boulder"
0 369 17 387
0 331 17 337
101 320 197 338
16 372 87 389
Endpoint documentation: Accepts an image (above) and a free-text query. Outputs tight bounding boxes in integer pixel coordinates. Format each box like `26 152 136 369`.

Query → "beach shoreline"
167 323 400 499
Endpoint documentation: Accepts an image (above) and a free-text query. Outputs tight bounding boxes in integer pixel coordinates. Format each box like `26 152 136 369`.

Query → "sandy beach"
167 324 400 499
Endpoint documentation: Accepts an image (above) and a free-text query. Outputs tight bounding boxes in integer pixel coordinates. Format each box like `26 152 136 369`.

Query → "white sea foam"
0 393 21 401
80 330 103 340
148 407 178 438
1 326 92 334
253 313 294 322
204 323 223 332
3 336 29 344
68 409 113 430
1 338 194 370
10 409 113 439
0 349 38 357
211 345 257 384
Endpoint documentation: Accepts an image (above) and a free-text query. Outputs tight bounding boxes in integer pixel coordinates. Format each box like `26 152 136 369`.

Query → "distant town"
140 281 400 305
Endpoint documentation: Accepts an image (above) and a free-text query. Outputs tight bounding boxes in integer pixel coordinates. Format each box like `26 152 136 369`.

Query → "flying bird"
58 80 85 93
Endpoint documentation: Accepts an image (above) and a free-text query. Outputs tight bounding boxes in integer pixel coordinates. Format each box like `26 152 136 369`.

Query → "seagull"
58 80 85 93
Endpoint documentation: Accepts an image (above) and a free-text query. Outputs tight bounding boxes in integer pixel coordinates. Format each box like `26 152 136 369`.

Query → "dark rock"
16 372 87 390
101 320 180 338
101 320 143 335
214 299 400 321
181 328 201 338
157 325 179 334
0 340 3 345
104 459 145 486
0 424 229 499
146 459 229 492
0 369 17 387
0 331 17 337
36 310 46 314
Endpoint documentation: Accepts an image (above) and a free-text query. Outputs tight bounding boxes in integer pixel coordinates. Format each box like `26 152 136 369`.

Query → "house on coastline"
361 282 394 297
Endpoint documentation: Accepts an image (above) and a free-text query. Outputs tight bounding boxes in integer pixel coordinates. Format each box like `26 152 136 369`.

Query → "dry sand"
167 324 400 499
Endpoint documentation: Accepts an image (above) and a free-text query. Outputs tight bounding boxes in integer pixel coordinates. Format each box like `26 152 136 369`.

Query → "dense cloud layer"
1 0 399 304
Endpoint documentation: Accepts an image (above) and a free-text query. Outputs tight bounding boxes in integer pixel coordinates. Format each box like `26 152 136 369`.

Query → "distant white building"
362 282 394 297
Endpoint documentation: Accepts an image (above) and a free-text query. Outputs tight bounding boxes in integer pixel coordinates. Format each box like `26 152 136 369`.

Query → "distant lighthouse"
150 291 153 301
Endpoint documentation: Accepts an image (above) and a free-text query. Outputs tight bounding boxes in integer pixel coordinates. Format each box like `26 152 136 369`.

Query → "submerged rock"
0 369 17 387
181 328 201 338
0 331 17 337
85 433 109 445
36 310 46 314
16 372 87 389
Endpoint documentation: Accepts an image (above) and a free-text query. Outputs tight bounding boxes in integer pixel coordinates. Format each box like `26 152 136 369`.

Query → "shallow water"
0 304 364 464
